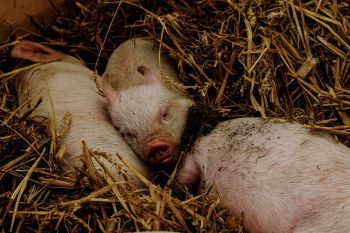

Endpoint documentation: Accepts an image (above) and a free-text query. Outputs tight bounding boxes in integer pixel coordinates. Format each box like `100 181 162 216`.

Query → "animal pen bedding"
0 0 349 232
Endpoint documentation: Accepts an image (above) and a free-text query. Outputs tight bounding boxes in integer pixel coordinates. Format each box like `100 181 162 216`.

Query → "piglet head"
102 66 194 167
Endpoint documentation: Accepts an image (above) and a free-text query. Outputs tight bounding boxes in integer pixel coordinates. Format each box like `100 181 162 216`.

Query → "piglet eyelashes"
162 111 171 121
158 107 172 123
123 131 137 139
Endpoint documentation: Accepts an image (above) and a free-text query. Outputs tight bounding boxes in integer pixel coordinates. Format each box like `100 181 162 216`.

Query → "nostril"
158 145 169 153
145 143 173 165
149 145 169 156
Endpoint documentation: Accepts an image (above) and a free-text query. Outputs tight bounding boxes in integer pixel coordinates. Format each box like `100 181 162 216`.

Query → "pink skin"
143 104 176 165
175 118 350 233
11 41 152 187
137 65 158 84
11 40 63 63
144 139 174 165
102 65 192 166
102 38 194 167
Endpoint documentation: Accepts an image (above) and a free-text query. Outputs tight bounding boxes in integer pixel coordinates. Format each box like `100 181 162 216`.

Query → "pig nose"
144 142 173 165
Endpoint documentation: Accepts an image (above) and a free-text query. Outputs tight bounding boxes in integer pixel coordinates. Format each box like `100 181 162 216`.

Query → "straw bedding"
0 0 349 232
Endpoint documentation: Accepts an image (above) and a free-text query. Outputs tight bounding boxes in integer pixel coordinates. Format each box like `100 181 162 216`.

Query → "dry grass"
0 0 349 232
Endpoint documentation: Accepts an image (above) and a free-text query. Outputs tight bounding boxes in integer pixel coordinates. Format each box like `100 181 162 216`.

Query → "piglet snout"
144 140 174 165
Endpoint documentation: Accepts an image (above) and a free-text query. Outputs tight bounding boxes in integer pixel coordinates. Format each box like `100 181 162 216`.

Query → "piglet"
11 40 151 187
175 117 350 233
103 38 194 167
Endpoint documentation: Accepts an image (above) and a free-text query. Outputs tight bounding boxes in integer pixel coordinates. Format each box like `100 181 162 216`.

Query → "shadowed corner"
180 103 224 153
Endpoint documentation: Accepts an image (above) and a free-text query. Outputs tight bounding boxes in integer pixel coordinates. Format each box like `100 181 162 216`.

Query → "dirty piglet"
103 38 194 167
11 41 152 187
176 117 350 233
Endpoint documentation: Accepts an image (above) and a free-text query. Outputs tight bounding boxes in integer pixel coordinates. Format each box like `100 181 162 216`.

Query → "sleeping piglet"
175 117 350 233
11 41 151 187
102 38 194 167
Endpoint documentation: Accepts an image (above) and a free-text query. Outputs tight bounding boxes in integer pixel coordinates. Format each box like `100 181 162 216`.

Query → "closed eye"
125 132 136 138
163 112 169 119
160 106 171 122
121 130 137 141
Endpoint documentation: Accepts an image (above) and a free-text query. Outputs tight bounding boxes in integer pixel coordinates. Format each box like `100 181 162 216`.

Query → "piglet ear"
137 65 161 85
102 73 119 106
11 40 63 63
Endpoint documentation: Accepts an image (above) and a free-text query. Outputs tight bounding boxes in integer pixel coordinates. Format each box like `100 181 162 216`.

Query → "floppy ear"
10 40 63 63
102 73 119 106
137 65 162 85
